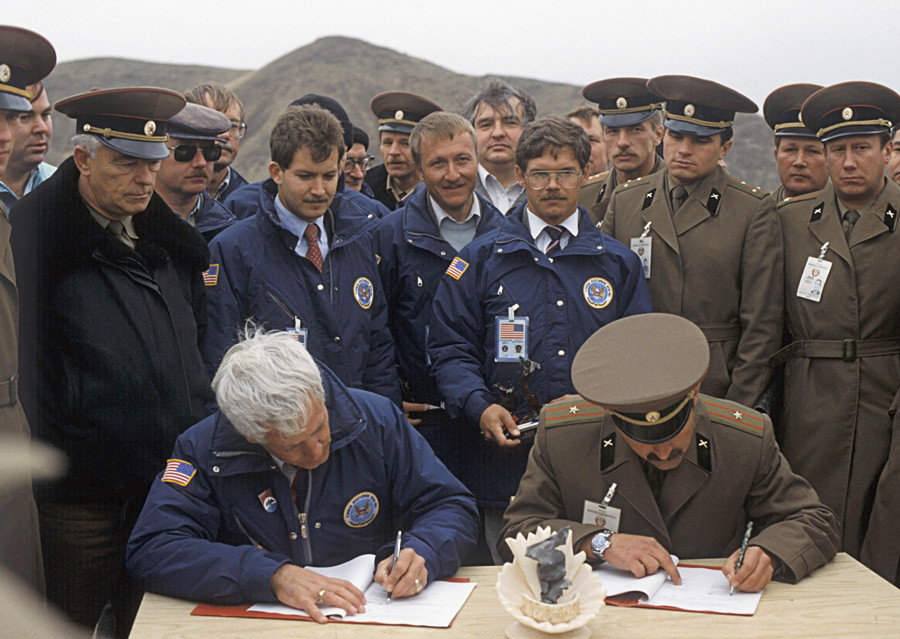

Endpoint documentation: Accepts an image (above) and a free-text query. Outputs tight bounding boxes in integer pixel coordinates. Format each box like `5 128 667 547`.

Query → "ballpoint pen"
731 521 753 595
387 530 402 603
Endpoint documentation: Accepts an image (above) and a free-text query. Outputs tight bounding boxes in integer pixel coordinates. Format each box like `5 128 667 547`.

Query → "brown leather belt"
769 338 900 367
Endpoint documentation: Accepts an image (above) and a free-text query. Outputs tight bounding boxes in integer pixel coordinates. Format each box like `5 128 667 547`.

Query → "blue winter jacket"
426 204 652 506
202 178 401 404
194 192 238 243
126 366 479 605
373 183 502 405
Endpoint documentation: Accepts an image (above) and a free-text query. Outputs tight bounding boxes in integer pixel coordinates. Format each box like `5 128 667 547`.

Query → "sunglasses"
166 143 223 163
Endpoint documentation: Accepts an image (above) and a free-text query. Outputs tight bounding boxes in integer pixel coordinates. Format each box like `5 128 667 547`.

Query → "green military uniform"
499 313 838 582
589 155 665 225
577 170 607 213
604 166 782 406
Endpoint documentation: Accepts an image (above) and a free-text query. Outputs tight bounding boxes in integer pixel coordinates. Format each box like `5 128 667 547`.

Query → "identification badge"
582 500 621 532
495 316 529 362
796 256 832 302
285 318 308 348
630 237 652 278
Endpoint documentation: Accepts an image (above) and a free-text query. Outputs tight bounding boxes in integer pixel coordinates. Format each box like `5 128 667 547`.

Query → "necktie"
304 223 324 272
545 225 565 256
842 209 860 241
671 185 688 212
107 220 133 248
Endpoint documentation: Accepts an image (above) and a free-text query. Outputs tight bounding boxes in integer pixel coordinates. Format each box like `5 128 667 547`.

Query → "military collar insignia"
884 204 897 231
810 202 825 222
642 188 656 211
600 432 616 470
695 433 712 472
706 189 722 216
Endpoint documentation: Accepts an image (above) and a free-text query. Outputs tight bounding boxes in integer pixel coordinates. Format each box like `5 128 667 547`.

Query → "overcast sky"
6 0 899 108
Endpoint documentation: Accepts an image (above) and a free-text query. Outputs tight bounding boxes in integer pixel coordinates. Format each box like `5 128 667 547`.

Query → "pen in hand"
386 530 402 603
730 521 753 595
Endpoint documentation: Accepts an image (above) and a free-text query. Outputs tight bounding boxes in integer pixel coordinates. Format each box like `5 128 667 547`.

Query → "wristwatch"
589 529 615 564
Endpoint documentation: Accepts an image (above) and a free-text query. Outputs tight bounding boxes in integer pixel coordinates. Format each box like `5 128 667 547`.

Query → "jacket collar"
402 183 502 245
497 203 608 256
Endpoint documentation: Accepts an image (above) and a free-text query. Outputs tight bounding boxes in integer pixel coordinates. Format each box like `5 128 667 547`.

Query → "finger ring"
317 589 326 602
414 578 424 593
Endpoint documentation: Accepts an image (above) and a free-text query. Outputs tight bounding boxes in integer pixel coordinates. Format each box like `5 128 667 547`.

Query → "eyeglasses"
523 170 581 190
229 120 247 139
344 155 375 172
166 143 223 163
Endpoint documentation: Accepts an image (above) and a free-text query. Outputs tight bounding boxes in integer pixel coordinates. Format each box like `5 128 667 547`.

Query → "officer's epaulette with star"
583 170 608 186
613 174 651 194
775 191 819 210
701 396 765 438
541 397 606 429
726 176 768 200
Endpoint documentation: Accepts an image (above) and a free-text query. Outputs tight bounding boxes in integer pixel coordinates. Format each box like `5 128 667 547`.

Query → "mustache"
646 448 684 463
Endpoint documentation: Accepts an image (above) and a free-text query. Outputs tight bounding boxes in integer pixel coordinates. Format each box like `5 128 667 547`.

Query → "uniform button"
556 300 564 307
558 350 565 356
315 522 321 529
317 284 324 291
440 251 446 256
548 257 554 263
497 248 503 253
289 532 298 540
212 466 220 473
534 257 539 262
334 336 341 342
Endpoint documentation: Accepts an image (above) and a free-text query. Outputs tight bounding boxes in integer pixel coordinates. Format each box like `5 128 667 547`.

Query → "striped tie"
545 225 565 256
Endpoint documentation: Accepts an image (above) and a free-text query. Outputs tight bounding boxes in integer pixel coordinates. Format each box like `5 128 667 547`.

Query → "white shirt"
526 207 580 254
478 164 524 213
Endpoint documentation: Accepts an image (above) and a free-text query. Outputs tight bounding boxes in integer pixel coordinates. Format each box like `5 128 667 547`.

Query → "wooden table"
129 553 900 638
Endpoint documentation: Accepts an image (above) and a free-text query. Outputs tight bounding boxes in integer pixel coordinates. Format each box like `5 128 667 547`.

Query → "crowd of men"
2 23 900 638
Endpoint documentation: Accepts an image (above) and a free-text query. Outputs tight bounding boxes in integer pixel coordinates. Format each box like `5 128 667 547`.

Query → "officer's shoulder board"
541 398 606 429
726 176 768 200
613 174 650 194
583 170 608 186
775 191 819 210
701 396 765 438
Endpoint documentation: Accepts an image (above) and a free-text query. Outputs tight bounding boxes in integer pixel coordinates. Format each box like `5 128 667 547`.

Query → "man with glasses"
184 83 248 204
603 76 782 409
154 103 237 242
464 79 536 214
0 81 55 210
428 116 650 562
344 125 374 194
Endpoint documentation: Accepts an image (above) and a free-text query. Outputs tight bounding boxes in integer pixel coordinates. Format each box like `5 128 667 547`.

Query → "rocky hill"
43 36 779 191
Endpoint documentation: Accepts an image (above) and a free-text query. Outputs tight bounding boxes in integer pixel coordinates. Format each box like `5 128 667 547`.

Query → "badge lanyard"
630 221 652 279
582 482 622 532
495 303 529 362
796 242 832 303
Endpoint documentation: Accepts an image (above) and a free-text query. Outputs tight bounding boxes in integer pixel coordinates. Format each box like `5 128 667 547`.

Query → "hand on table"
723 546 775 593
402 401 430 426
271 563 366 623
479 403 520 447
599 533 682 585
374 547 429 599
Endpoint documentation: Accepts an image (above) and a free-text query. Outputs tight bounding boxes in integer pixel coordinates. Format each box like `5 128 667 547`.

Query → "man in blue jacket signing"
127 329 478 622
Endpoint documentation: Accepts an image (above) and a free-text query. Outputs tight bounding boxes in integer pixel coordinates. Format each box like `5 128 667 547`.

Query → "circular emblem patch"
0 64 10 83
394 109 404 120
144 120 157 136
583 278 613 309
684 104 695 118
842 107 853 121
354 277 374 309
344 491 379 528
616 96 628 109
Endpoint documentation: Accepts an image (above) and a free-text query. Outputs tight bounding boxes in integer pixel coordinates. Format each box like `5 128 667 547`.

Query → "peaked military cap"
291 93 354 148
572 313 710 444
582 77 663 127
370 91 442 134
763 84 822 138
167 103 231 142
648 75 757 137
0 25 56 112
55 87 187 160
800 81 900 143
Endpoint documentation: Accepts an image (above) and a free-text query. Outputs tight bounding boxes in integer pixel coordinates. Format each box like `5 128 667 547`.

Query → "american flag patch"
446 257 469 280
499 322 524 339
162 459 196 486
203 264 219 286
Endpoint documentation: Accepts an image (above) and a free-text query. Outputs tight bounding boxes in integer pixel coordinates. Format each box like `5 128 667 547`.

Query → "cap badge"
616 97 628 109
645 411 660 423
394 110 404 120
684 104 695 118
842 107 853 121
144 120 157 136
0 64 10 83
